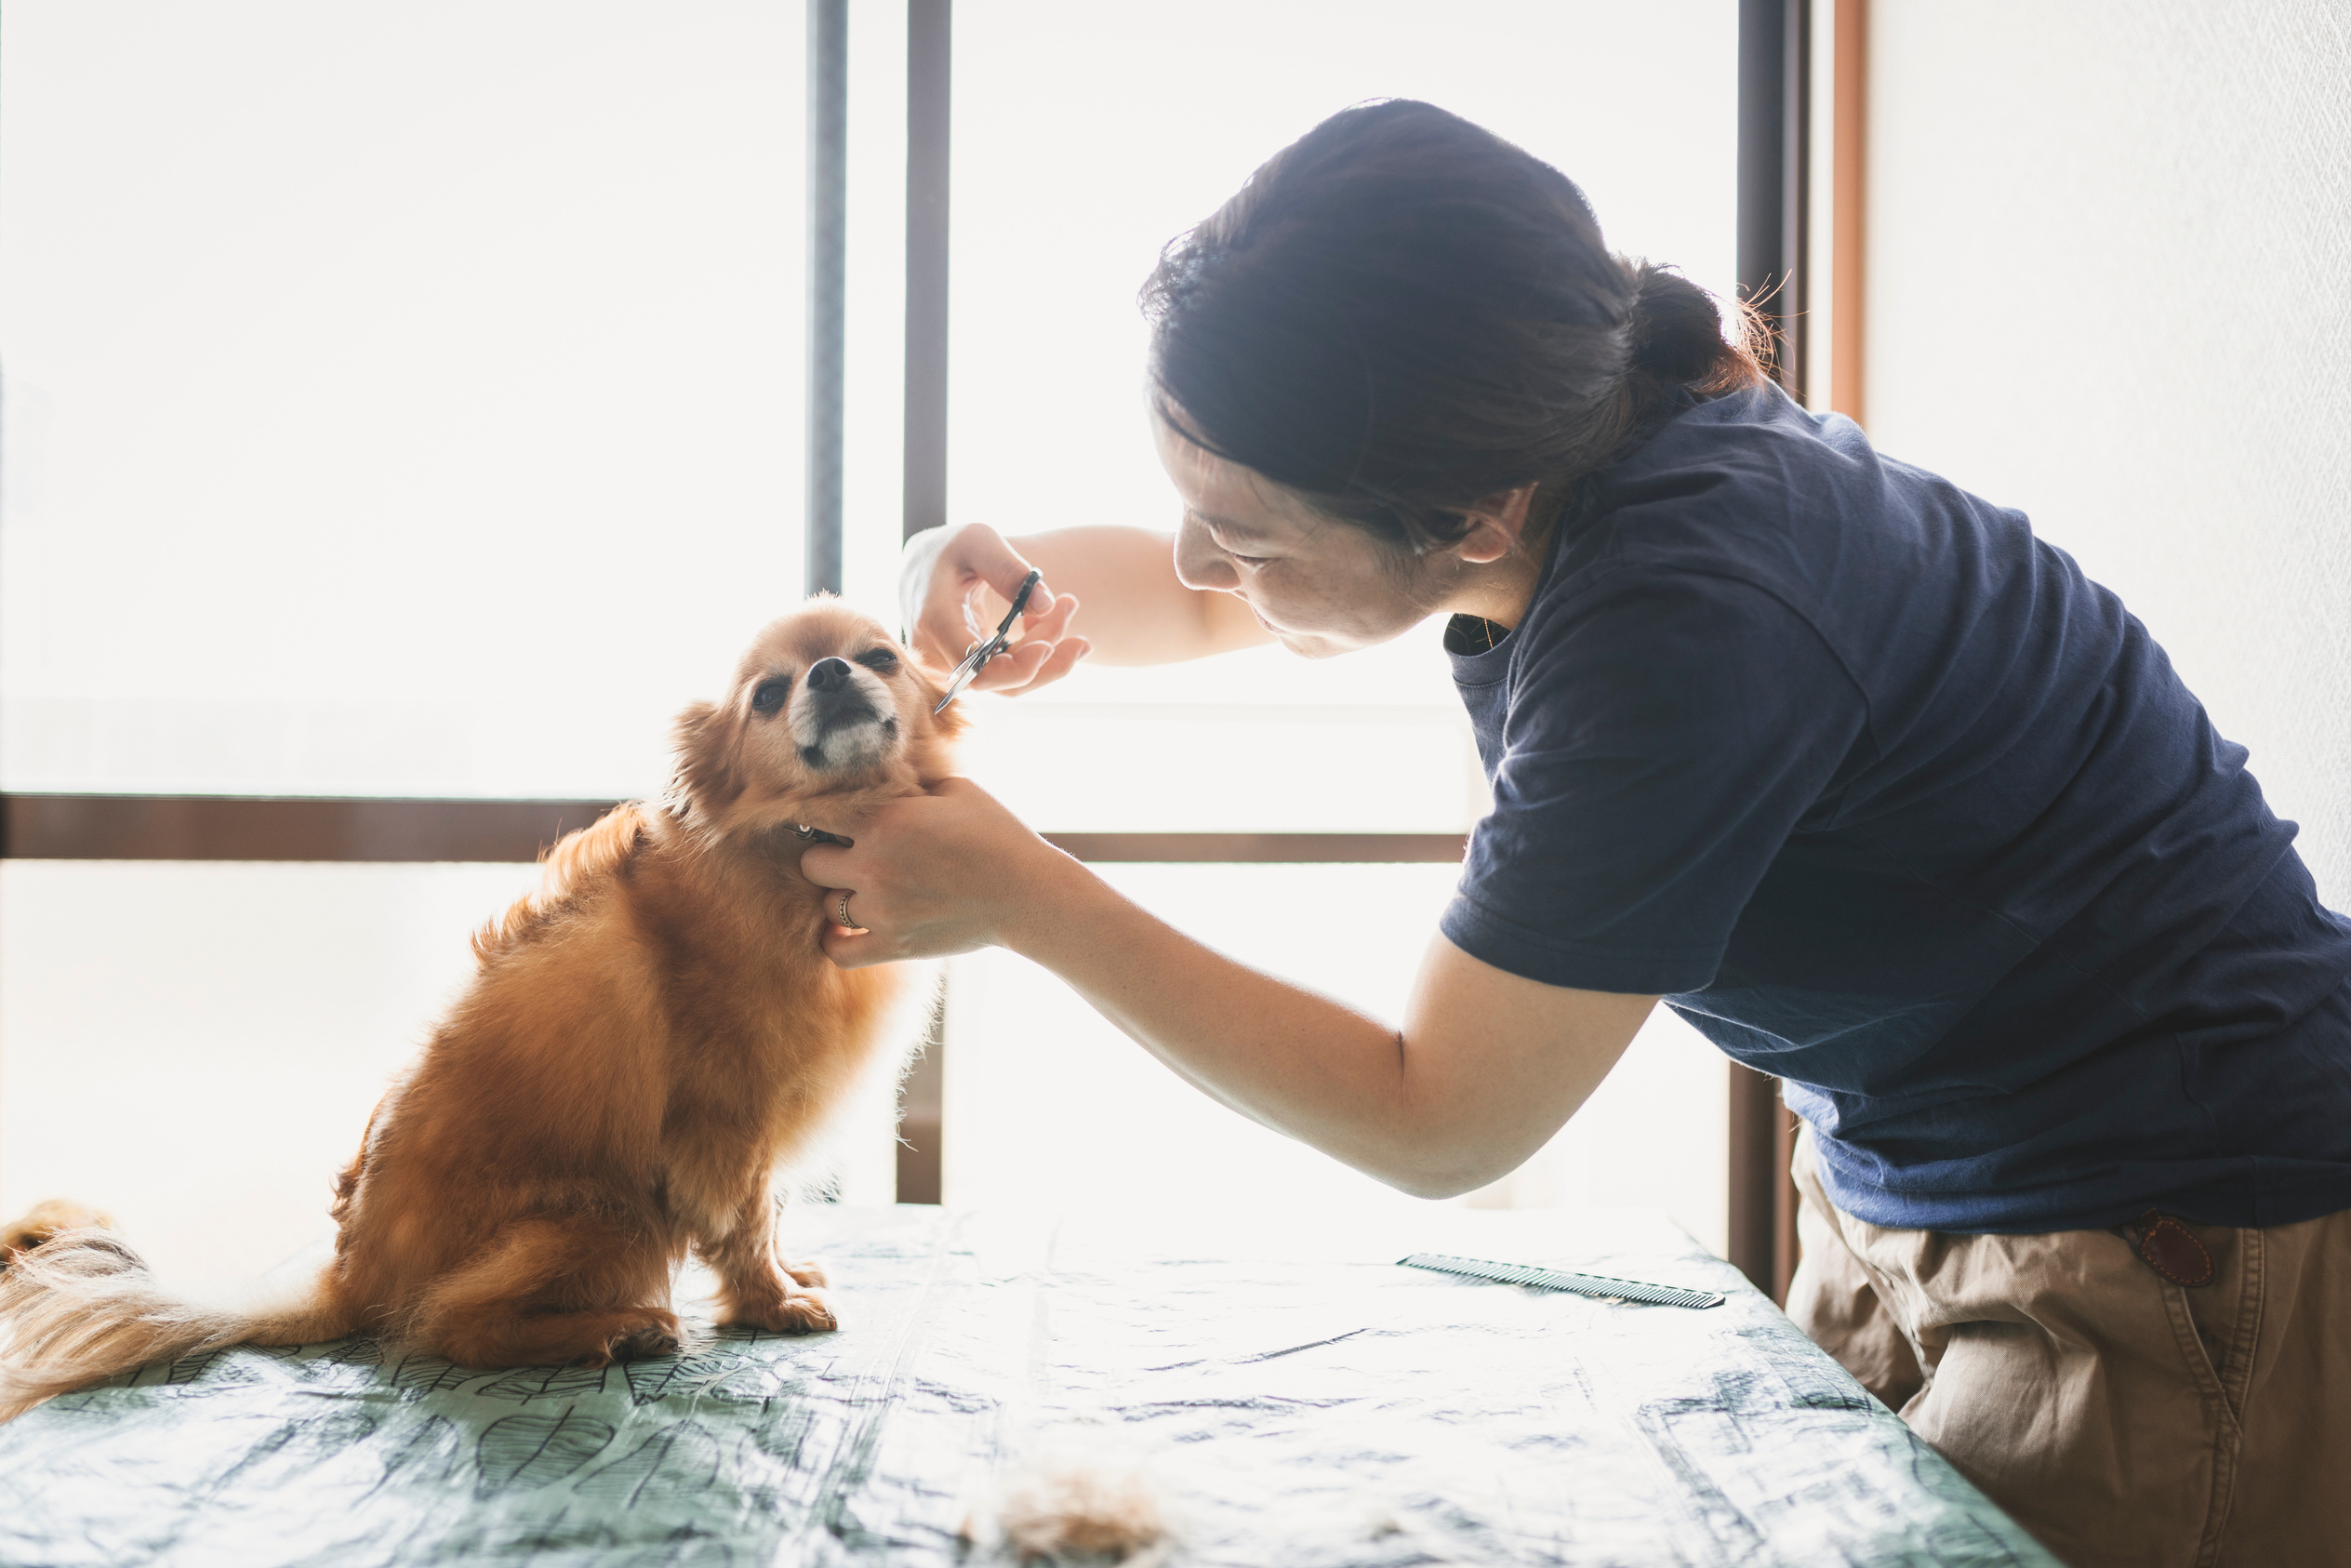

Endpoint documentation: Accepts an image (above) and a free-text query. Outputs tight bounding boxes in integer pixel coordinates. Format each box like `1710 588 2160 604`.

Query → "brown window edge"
0 793 1469 867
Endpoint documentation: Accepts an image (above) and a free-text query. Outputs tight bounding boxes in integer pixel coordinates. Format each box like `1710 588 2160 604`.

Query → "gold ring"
837 892 855 928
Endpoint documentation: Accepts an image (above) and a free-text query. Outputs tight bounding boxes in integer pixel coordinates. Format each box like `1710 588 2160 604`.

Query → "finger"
928 774 987 799
1018 578 1065 628
910 526 1013 669
969 636 1060 692
1024 635 1093 691
986 631 1092 697
1023 591 1080 646
799 844 856 885
956 537 1054 630
977 595 1079 693
917 578 1061 677
820 926 897 969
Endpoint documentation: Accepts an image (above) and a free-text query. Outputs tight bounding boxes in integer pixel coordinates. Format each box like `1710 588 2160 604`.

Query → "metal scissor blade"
932 643 997 713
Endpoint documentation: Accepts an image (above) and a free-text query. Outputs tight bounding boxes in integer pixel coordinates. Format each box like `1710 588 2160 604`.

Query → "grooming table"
0 1206 2056 1566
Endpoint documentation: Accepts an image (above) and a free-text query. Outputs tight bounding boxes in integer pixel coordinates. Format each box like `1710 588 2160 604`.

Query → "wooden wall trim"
1830 0 1868 427
1 794 625 865
0 794 1468 867
1041 831 1466 865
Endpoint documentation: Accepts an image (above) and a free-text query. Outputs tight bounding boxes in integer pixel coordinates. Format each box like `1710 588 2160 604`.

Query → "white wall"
1865 1 2351 903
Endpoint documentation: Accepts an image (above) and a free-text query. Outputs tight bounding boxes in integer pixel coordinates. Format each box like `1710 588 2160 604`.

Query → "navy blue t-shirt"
1441 382 2351 1234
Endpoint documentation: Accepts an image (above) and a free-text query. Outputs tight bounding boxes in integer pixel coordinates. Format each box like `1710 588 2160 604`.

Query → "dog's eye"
750 677 791 713
854 648 899 675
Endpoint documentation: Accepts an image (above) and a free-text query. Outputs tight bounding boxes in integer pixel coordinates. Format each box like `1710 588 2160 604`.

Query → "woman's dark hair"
1141 99 1763 552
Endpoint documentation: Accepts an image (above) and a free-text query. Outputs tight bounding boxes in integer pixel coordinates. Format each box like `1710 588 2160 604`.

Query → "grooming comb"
1399 1252 1725 1309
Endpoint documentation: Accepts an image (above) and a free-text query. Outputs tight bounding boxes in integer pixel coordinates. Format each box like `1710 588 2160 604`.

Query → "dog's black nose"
806 657 853 693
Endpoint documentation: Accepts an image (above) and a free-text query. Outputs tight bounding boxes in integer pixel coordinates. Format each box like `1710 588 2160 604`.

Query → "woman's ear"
1455 485 1537 565
665 698 744 818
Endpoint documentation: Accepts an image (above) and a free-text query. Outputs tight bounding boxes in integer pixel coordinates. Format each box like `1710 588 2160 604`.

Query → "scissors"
933 568 1043 714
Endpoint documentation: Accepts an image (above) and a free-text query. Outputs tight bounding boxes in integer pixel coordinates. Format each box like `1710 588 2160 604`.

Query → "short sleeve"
1441 569 1868 993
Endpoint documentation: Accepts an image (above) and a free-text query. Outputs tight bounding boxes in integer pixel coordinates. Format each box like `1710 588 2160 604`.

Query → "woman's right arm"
803 778 1657 1199
901 523 1268 693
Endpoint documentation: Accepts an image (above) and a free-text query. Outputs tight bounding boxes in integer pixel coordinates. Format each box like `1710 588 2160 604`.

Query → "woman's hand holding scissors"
902 524 1089 698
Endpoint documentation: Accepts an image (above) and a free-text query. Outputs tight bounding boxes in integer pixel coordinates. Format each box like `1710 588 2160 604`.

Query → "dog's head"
667 598 963 837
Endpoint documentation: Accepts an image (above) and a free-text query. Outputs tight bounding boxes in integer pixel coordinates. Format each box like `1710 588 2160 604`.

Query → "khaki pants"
1788 1131 2351 1568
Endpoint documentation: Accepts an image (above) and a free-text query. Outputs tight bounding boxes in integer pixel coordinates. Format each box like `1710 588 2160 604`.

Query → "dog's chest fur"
339 806 921 1288
602 823 916 1223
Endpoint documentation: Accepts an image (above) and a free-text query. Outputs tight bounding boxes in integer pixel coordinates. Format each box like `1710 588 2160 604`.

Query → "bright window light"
0 0 805 801
938 1 1737 1250
0 1 1741 1265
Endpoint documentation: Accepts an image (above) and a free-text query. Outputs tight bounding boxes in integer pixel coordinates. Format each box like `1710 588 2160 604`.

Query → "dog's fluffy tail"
0 1228 354 1422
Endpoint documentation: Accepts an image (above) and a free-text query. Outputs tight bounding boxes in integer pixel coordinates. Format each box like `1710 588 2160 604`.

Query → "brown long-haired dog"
0 600 958 1420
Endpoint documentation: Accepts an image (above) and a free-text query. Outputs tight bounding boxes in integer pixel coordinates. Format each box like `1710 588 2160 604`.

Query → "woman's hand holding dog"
802 777 1084 967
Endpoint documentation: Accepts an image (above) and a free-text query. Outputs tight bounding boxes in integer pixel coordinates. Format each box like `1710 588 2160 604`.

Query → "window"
0 1 839 1294
2 2 1746 1285
2 1 804 802
937 1 1739 1250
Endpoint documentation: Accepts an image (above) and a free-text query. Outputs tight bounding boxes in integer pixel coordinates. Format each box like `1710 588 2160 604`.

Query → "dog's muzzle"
790 658 898 770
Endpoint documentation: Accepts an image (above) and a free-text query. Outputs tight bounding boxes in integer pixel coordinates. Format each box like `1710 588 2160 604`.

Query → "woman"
803 100 2351 1567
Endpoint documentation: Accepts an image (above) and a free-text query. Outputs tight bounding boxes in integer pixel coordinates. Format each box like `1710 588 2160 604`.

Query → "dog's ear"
666 698 744 820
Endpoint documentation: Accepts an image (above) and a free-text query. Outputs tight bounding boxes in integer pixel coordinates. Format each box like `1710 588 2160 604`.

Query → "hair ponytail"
1626 261 1763 394
1143 101 1763 553
1613 260 1769 458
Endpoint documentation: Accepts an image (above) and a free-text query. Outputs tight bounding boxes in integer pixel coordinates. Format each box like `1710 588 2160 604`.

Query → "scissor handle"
1000 568 1044 625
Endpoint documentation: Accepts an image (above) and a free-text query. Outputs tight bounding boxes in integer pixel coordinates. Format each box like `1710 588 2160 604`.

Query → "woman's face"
1152 412 1444 658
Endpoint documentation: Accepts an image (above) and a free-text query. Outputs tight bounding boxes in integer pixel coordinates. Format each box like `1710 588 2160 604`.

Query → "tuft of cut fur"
0 600 961 1422
963 1428 1173 1567
996 1463 1168 1566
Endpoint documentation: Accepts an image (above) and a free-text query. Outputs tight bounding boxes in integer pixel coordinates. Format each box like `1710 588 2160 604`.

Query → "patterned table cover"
0 1204 2059 1567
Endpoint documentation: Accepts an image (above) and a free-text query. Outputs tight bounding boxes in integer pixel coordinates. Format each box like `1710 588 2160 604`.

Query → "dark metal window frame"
1730 0 1816 1305
3 0 1825 1292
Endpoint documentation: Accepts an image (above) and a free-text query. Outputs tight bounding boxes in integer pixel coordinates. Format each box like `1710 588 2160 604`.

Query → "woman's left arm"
802 779 1655 1199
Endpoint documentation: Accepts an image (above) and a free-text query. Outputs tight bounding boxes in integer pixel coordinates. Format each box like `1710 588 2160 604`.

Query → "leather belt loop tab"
2131 1208 2217 1288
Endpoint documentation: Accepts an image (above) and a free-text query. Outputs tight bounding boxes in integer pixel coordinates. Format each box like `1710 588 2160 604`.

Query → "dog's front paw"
720 1287 838 1336
606 1311 684 1362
